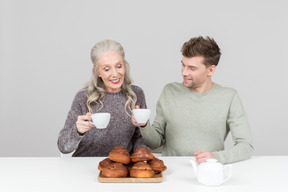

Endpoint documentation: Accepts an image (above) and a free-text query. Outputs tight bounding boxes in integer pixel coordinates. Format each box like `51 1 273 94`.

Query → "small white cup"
133 109 151 123
91 113 110 129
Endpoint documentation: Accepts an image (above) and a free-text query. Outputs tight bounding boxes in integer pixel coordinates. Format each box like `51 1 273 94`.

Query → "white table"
1 156 287 192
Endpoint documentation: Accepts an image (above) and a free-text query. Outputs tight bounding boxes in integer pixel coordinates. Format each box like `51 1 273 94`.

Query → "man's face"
181 56 215 91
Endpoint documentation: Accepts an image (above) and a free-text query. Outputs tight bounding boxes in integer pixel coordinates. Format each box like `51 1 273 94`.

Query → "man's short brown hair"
181 36 221 67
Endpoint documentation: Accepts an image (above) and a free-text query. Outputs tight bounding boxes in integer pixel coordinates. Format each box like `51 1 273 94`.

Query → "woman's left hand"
131 105 147 127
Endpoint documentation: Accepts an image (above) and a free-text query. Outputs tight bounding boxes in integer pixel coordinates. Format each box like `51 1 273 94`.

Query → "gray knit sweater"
57 85 147 157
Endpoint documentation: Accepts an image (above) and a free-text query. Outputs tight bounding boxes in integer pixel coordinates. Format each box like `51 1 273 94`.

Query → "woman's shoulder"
131 85 145 95
74 88 88 100
131 85 146 106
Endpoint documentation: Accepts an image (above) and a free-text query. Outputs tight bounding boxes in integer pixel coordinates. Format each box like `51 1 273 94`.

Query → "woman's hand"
76 112 94 134
131 105 147 127
194 151 215 164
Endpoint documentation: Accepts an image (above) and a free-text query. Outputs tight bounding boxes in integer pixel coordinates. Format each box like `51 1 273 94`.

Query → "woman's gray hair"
84 39 137 116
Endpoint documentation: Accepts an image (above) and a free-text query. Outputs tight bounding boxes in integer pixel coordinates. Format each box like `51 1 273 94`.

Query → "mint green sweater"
140 82 254 164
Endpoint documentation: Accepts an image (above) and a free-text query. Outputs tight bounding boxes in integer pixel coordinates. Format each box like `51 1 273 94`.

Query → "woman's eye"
104 67 109 71
117 64 122 68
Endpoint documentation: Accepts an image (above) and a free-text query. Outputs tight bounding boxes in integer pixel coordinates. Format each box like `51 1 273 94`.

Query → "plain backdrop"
0 0 287 157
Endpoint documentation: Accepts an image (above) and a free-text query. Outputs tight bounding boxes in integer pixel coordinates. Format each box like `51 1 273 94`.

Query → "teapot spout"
190 159 198 177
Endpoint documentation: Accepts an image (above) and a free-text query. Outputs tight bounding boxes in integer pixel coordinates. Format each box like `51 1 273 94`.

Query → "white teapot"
190 158 232 186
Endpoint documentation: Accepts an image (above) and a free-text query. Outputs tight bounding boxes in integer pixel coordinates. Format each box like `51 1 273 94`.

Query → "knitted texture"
58 85 147 156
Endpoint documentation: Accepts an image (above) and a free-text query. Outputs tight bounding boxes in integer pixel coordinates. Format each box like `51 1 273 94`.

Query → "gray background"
1 0 287 157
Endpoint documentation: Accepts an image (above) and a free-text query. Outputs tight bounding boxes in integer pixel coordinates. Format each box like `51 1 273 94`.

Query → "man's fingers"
194 151 215 164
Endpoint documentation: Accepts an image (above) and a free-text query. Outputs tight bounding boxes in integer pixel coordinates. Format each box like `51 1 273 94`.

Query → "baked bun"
98 158 114 172
125 161 134 173
109 146 130 164
101 162 128 178
148 157 167 173
131 147 154 162
130 162 155 178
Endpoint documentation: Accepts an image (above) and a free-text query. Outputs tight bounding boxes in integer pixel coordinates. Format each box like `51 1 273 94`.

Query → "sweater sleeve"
131 85 148 151
57 91 86 154
212 92 254 164
140 86 167 149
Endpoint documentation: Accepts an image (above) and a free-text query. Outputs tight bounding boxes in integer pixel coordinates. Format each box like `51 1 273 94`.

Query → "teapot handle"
223 164 232 183
189 160 198 177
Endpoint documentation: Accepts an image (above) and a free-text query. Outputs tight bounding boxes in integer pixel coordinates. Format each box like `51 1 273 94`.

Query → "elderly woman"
58 40 147 156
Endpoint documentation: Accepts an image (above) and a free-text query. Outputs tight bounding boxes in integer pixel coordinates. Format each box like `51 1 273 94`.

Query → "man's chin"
183 81 195 89
183 82 191 88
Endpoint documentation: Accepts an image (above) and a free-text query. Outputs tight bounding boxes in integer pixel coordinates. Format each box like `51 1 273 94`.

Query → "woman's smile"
110 78 121 84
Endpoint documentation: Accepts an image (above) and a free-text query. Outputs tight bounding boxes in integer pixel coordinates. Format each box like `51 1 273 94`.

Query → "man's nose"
182 67 188 76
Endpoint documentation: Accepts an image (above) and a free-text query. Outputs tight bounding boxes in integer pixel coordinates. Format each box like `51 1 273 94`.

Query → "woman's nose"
111 68 117 76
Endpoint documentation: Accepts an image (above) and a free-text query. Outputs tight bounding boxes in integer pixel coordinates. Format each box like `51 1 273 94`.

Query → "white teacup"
133 109 151 124
90 113 110 129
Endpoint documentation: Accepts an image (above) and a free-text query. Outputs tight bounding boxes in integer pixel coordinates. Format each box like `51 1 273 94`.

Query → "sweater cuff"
212 152 225 164
73 124 85 139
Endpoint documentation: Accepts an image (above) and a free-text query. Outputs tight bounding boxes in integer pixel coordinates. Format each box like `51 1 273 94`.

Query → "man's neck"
190 81 214 93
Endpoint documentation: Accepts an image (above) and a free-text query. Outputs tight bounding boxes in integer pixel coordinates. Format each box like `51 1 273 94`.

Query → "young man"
133 36 254 164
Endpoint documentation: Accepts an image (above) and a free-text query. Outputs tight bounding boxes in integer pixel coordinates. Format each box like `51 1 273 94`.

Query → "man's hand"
194 151 215 164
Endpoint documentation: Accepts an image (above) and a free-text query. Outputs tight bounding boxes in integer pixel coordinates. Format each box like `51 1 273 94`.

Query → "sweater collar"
181 82 220 97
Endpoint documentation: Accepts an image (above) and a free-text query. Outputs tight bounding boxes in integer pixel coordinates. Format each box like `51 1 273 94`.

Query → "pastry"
148 157 167 173
101 162 128 178
98 158 114 171
125 161 134 173
109 146 130 164
131 147 154 162
130 162 155 178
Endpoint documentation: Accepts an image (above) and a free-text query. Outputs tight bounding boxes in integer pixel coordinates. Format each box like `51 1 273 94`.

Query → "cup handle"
223 164 232 183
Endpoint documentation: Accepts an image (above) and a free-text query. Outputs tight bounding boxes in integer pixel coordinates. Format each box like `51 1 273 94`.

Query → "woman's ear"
93 67 100 77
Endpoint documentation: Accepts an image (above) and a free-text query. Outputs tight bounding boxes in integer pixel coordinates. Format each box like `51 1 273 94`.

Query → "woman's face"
96 51 125 92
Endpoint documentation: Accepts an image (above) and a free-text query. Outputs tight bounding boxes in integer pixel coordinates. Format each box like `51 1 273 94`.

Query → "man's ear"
208 65 216 76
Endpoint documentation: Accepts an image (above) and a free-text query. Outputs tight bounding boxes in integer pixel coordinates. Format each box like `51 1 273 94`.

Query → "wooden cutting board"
98 172 163 183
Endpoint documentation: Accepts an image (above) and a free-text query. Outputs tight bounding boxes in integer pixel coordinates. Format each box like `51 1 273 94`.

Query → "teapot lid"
206 159 218 163
200 158 222 170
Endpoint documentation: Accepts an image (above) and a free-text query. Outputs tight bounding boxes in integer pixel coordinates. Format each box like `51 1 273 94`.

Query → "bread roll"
130 162 155 178
109 146 130 164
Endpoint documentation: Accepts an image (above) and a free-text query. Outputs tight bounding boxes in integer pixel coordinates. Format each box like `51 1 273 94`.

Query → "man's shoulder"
214 83 238 96
159 82 186 98
163 82 183 91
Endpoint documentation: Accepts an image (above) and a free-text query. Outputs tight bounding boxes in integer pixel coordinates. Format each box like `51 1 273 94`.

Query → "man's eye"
190 67 196 71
